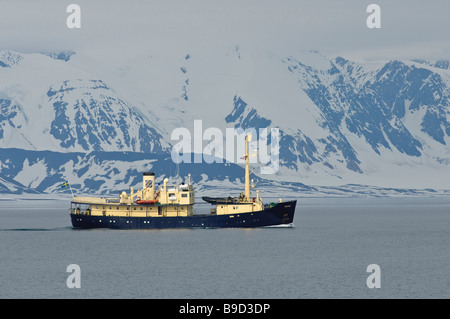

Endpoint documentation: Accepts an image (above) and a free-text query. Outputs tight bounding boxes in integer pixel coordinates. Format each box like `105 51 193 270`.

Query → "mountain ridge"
0 48 449 194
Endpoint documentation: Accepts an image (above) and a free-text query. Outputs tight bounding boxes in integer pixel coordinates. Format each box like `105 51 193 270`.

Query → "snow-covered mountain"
0 148 253 195
0 50 167 153
0 47 449 195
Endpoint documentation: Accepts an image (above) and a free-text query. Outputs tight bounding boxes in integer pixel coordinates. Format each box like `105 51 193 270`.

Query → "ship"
70 134 296 229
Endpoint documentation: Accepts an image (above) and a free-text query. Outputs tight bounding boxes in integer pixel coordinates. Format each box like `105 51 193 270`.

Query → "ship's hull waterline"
70 200 296 229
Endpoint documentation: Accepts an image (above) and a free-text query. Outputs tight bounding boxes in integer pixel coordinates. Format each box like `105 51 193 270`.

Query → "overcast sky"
1 0 449 60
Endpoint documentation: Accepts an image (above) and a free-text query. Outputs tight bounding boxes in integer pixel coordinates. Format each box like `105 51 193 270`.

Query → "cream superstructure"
72 172 195 217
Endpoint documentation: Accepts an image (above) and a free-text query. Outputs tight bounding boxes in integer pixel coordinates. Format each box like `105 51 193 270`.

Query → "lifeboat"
135 199 158 205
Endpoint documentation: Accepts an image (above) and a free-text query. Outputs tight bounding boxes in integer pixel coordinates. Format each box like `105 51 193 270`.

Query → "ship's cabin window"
117 206 119 210
96 206 98 209
181 194 187 198
169 193 175 197
109 206 112 210
141 207 143 210
133 207 136 210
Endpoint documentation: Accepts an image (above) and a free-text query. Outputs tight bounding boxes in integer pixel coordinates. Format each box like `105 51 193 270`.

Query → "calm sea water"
0 197 449 299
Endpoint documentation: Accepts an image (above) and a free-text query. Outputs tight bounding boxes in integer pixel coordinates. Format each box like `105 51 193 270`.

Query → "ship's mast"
245 134 252 201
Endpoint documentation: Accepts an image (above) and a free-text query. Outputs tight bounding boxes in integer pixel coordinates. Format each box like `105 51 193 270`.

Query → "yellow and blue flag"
61 181 69 188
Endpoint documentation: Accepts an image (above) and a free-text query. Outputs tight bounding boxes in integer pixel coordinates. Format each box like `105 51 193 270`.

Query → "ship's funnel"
143 172 155 200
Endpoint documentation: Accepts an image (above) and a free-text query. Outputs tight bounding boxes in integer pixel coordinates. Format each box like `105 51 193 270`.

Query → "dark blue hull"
70 200 296 229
